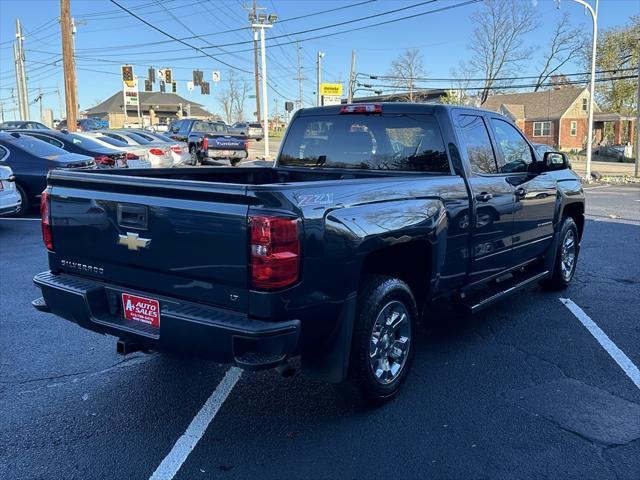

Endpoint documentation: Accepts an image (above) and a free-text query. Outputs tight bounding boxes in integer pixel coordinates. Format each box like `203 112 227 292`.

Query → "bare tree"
217 70 248 124
386 48 426 102
533 13 585 91
468 0 539 104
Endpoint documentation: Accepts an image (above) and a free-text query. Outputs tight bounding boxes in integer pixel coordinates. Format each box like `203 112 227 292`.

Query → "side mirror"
542 151 570 171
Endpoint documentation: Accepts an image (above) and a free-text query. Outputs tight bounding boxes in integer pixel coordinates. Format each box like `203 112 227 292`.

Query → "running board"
461 270 550 314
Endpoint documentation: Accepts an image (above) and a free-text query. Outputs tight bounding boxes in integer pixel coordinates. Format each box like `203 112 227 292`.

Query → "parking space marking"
149 367 242 480
560 298 640 390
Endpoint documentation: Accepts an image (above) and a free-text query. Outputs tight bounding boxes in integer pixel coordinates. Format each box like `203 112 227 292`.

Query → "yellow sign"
320 83 343 96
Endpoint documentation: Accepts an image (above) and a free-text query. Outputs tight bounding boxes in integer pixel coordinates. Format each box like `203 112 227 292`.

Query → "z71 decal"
296 193 334 207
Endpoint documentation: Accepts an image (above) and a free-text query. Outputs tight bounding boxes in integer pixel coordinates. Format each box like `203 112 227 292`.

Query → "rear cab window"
278 113 450 173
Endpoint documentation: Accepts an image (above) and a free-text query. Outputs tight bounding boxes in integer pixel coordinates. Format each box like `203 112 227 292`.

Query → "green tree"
586 15 639 114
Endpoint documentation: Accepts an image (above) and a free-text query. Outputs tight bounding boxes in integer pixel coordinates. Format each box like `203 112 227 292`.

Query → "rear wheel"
347 275 417 403
540 216 579 290
11 184 30 217
189 146 199 166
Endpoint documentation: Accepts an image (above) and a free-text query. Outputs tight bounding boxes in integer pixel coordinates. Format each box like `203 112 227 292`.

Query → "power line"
108 0 253 74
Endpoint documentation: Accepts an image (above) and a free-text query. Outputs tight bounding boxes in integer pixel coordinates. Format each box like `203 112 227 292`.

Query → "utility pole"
17 20 29 120
316 51 325 107
295 41 305 110
251 11 275 159
37 87 43 123
60 0 78 131
13 43 25 120
14 20 29 120
250 0 262 123
348 50 356 103
0 102 4 124
56 82 63 121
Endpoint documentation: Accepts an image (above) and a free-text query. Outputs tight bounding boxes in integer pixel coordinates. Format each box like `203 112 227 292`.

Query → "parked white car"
74 132 151 168
0 165 22 216
98 130 174 168
125 129 191 166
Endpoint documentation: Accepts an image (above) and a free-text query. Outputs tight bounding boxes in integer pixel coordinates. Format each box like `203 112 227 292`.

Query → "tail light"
125 152 139 160
94 155 114 166
148 148 164 156
41 189 53 251
339 103 382 114
0 181 3 192
170 145 182 154
249 215 300 290
244 140 249 150
203 137 209 150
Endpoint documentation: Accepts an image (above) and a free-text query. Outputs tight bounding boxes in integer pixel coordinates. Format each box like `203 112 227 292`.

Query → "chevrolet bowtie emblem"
118 232 151 251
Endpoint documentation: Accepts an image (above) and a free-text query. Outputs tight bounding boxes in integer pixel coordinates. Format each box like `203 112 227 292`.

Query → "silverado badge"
118 232 151 251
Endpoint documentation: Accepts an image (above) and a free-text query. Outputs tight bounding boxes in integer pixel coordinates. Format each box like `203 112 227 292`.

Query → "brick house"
482 87 635 152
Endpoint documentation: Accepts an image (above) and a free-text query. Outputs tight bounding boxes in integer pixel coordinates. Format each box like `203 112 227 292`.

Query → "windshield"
66 133 111 149
121 132 153 144
278 113 450 172
4 134 68 157
96 135 128 147
192 121 227 133
148 132 173 142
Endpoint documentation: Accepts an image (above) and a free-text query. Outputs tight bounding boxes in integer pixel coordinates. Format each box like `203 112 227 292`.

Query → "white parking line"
149 367 243 480
560 298 640 390
582 185 611 190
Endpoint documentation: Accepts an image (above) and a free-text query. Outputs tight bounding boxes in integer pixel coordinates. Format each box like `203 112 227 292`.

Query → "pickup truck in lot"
33 103 584 402
167 119 248 166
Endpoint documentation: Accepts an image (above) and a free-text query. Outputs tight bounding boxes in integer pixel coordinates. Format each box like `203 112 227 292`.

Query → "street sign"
322 95 341 106
212 71 220 82
123 78 139 106
186 81 194 92
320 83 343 96
158 69 165 82
284 101 294 112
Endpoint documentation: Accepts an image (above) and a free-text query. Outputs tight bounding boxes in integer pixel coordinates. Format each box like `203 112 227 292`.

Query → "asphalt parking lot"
1 184 639 480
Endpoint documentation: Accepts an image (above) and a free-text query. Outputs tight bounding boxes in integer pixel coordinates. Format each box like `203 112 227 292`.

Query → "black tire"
230 158 241 167
11 184 30 217
347 274 417 403
189 146 199 166
540 216 579 290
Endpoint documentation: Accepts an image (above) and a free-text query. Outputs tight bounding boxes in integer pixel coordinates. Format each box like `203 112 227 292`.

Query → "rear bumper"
0 191 21 216
206 148 248 160
33 271 300 369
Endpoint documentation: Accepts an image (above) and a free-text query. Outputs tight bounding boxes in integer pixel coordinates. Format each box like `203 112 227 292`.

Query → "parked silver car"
229 122 263 140
0 165 22 216
98 130 174 168
123 129 191 166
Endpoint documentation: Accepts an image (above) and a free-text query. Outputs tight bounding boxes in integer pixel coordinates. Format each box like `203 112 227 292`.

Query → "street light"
317 51 325 106
251 12 276 160
562 0 599 181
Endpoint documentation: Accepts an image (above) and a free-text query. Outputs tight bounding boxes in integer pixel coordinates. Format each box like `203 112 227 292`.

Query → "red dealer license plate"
121 293 160 328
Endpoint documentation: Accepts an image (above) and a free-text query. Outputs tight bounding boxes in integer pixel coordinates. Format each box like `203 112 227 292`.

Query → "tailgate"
208 136 245 150
48 173 250 311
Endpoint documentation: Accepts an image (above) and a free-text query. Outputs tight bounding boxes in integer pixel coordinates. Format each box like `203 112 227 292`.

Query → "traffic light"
165 69 172 84
160 80 166 93
171 82 177 93
148 67 155 84
121 65 133 83
201 81 210 95
144 79 152 92
193 70 203 87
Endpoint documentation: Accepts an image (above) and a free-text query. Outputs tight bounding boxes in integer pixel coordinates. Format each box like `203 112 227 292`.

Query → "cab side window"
491 119 533 173
458 115 497 174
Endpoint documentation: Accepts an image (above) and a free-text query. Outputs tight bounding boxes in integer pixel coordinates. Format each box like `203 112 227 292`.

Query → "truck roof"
297 102 493 117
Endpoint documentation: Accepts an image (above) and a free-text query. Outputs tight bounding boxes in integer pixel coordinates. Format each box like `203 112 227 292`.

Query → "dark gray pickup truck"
33 103 584 402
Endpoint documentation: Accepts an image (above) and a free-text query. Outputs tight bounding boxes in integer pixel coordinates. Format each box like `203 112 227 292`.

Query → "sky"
0 0 637 121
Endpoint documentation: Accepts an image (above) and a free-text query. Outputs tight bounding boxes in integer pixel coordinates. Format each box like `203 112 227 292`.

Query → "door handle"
514 187 527 198
475 192 493 202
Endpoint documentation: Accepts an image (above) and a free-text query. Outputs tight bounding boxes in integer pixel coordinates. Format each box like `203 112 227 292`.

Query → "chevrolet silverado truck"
32 104 584 402
167 118 248 166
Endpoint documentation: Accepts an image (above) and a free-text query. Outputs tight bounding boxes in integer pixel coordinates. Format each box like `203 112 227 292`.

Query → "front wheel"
540 216 579 290
347 275 417 403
